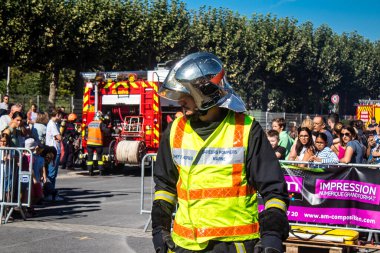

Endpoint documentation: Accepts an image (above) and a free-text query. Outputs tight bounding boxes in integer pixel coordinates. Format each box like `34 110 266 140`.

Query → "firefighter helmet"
94 111 103 121
158 52 246 112
68 113 77 122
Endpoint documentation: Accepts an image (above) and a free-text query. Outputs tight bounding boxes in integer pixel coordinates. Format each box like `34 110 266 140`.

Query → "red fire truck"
79 68 179 169
356 99 380 127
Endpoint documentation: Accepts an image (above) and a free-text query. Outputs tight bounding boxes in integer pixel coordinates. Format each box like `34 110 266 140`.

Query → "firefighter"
61 113 78 170
86 111 107 176
152 52 289 253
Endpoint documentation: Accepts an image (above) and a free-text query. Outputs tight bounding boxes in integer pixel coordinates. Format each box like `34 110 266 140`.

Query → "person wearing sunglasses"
152 52 289 253
330 122 346 160
339 126 364 164
309 132 339 165
288 127 314 167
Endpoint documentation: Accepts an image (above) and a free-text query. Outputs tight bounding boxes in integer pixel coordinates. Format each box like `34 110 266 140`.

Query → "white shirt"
297 146 307 161
0 102 8 110
46 119 61 154
0 115 11 132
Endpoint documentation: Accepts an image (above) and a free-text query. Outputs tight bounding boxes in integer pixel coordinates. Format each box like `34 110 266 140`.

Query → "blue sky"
183 0 380 41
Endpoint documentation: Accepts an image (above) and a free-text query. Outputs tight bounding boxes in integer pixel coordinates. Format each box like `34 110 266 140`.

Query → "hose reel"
115 140 146 164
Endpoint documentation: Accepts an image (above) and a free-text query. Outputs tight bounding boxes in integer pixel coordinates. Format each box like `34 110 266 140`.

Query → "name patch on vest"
89 122 100 128
172 147 244 166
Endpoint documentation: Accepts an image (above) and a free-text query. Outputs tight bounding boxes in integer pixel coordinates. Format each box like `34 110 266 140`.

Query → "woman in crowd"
339 126 364 164
2 112 23 147
288 127 314 167
331 122 346 160
309 132 339 164
288 118 315 160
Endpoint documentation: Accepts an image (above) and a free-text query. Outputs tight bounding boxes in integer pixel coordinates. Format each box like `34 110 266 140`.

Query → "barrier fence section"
0 147 33 224
140 154 380 241
140 153 156 232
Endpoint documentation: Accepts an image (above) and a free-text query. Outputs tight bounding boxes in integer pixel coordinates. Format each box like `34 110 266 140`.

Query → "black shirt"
274 146 287 160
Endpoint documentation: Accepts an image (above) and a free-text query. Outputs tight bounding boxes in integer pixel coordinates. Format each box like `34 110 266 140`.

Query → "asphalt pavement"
0 166 155 253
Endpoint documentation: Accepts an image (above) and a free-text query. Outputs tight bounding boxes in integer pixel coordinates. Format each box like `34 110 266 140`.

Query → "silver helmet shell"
158 52 246 112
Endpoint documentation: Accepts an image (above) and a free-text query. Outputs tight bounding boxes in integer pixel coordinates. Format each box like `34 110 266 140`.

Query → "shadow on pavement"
24 188 129 221
71 165 152 177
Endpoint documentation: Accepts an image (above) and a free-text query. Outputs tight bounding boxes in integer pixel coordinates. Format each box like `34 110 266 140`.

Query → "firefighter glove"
254 241 282 253
259 207 289 241
153 229 175 253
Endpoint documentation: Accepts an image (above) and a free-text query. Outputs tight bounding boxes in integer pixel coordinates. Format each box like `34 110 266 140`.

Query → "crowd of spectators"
0 95 76 220
267 113 380 167
2 91 380 222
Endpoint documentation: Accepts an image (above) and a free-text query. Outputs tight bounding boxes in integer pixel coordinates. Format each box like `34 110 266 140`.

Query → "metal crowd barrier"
140 153 156 232
1 147 33 225
140 154 380 241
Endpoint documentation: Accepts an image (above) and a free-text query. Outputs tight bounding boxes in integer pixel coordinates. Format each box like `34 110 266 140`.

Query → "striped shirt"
316 147 339 164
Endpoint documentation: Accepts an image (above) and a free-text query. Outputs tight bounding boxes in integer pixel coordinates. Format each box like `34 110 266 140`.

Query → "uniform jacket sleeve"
246 121 289 208
153 122 178 196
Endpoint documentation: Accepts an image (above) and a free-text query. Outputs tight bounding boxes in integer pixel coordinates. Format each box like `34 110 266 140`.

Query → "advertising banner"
260 165 380 229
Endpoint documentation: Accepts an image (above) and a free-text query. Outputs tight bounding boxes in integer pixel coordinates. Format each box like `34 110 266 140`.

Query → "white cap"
25 138 37 150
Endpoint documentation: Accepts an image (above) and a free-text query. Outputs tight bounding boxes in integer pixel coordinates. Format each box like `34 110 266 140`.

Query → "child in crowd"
40 146 62 202
267 129 286 160
0 133 11 202
309 132 339 165
23 138 45 206
1 133 15 221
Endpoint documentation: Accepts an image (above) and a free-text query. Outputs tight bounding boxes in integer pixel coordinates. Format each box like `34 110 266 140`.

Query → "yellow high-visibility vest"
169 111 259 251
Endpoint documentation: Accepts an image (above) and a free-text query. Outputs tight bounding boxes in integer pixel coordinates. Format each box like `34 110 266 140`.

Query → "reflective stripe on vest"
87 120 103 146
169 112 259 251
173 220 259 239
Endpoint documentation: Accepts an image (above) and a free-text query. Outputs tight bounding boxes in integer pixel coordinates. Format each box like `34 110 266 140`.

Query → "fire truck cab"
79 67 180 169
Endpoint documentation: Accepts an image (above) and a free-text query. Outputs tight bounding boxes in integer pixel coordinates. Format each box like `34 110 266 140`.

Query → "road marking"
8 221 151 238
75 236 93 240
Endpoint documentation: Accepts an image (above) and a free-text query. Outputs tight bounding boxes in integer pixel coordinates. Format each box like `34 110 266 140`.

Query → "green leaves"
0 0 378 113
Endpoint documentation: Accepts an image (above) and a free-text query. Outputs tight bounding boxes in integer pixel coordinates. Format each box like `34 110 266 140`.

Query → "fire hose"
115 140 145 164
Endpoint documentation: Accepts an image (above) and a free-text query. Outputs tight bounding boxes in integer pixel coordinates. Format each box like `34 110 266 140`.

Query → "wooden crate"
285 238 380 253
285 241 345 253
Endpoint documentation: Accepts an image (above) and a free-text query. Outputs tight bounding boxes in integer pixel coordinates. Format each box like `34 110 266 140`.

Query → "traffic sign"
331 94 340 104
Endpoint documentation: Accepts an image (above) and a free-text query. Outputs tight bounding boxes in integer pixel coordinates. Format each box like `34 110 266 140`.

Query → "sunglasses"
341 132 352 137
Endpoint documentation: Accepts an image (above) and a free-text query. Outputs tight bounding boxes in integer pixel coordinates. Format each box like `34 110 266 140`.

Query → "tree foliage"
0 0 379 114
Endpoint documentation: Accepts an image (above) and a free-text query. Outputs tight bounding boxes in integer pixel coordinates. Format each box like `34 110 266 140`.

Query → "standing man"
86 111 106 176
0 95 10 110
313 115 333 147
152 52 289 253
45 108 63 201
271 118 294 159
